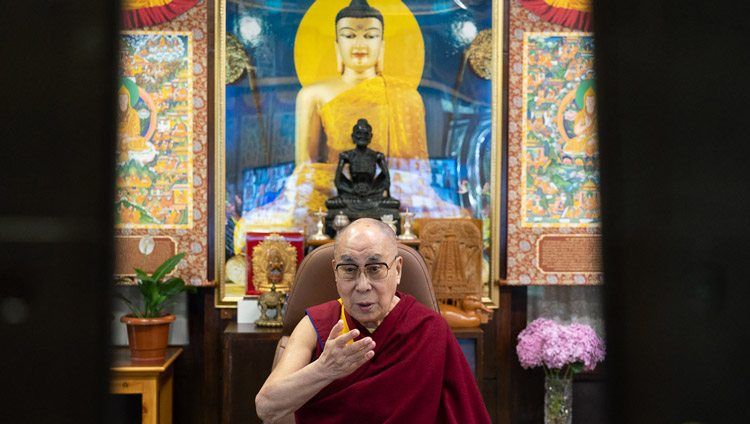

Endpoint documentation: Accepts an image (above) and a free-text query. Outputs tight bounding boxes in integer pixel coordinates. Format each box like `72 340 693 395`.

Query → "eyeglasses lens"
336 263 388 280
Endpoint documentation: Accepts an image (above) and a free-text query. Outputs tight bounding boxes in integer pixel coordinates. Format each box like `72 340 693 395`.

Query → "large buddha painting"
217 0 499 304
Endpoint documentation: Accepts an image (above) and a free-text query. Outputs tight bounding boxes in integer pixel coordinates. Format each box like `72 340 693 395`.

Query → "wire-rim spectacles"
334 256 398 281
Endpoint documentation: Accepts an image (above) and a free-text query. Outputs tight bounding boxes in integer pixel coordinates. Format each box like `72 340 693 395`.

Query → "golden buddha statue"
232 0 468 254
295 0 428 166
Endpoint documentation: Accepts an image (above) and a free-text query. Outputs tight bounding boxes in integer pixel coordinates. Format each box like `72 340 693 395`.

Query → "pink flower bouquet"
516 318 605 378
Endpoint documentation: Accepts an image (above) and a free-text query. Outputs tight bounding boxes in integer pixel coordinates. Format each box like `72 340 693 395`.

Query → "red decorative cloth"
518 0 593 31
121 0 200 29
299 293 491 424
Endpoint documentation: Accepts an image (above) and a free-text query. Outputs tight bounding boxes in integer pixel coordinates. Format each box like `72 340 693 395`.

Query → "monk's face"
585 94 595 114
333 221 402 326
119 93 129 112
335 17 383 72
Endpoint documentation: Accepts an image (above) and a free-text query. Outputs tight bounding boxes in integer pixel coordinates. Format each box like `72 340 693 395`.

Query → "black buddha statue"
325 119 401 236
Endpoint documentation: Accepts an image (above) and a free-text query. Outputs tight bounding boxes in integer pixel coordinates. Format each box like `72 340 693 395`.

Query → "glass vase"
544 375 573 424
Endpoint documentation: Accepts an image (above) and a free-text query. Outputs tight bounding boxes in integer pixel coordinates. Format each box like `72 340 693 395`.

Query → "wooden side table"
451 327 484 390
110 347 183 424
222 323 283 424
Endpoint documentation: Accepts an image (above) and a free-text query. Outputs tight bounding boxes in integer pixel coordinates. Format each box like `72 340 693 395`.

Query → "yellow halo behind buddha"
294 0 424 88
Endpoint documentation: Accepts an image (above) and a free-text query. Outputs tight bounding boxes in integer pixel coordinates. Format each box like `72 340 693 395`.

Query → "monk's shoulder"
306 298 340 318
401 296 450 335
304 299 342 348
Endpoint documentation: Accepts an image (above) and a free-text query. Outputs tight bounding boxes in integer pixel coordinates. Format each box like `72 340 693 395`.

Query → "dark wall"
0 1 618 422
595 2 750 423
0 1 120 422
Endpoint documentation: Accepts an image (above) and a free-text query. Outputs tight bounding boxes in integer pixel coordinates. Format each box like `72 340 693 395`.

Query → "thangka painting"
522 32 598 227
116 31 193 229
505 6 602 285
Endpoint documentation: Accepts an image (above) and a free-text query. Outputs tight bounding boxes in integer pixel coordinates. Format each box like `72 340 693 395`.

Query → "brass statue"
255 251 286 327
325 118 400 236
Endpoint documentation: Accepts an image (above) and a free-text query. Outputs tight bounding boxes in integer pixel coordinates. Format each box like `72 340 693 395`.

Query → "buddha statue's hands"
317 320 376 380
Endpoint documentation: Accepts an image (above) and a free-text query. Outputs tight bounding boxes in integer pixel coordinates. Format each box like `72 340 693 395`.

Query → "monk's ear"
335 42 343 74
394 255 402 283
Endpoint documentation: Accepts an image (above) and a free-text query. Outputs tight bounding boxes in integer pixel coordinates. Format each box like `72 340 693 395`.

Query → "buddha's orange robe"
321 75 429 163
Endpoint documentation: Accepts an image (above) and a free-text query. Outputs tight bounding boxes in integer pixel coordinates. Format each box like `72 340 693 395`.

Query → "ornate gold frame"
213 0 505 308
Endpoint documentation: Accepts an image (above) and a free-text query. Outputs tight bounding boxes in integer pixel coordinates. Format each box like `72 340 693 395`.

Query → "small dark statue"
255 251 286 327
325 118 400 236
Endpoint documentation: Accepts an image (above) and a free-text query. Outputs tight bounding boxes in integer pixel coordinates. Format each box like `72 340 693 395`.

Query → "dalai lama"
255 218 491 423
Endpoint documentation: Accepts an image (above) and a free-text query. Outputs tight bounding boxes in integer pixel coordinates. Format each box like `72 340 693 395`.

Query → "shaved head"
334 218 397 258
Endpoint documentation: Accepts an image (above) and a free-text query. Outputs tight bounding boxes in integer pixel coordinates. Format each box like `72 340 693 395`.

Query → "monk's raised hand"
318 320 376 380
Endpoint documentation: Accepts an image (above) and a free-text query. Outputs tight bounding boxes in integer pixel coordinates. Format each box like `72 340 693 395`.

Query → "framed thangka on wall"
522 33 597 227
215 0 500 305
505 13 602 285
116 31 193 229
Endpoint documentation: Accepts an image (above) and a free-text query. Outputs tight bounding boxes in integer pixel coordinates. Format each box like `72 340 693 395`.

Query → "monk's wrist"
309 357 340 383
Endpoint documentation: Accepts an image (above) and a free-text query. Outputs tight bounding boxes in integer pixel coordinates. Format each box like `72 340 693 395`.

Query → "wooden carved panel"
416 219 483 304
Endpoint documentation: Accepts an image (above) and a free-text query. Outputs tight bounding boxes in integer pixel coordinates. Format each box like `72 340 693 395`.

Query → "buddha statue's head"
351 118 373 147
334 0 385 74
336 0 384 29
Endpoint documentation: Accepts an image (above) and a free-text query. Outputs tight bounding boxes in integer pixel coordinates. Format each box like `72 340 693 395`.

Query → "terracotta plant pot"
120 313 175 362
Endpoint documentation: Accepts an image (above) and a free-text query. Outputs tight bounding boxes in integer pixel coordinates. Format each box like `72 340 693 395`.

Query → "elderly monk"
255 218 491 423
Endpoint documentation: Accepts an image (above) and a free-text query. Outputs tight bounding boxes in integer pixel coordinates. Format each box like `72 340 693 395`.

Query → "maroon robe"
297 292 491 423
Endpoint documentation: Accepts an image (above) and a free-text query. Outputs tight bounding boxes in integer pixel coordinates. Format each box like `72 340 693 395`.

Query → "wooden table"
450 327 484 390
222 323 283 424
110 347 182 424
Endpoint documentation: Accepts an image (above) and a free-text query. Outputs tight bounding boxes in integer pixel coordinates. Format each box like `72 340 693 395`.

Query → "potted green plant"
118 235 196 362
